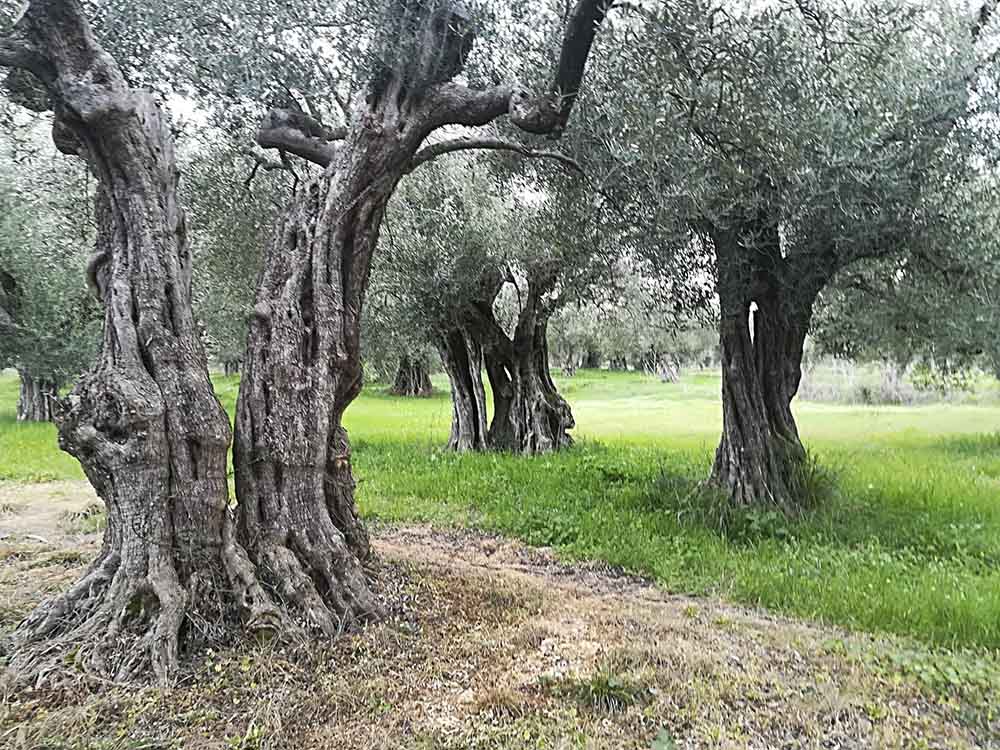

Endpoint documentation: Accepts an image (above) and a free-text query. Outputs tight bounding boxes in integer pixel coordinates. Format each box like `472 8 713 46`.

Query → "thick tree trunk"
438 329 489 451
390 355 433 397
16 370 57 422
483 292 574 455
230 0 611 632
5 1 278 684
234 164 392 634
709 226 817 510
583 349 602 368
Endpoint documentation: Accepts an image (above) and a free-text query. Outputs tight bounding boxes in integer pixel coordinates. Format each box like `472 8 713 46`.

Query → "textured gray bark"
16 370 57 422
438 327 489 451
233 0 611 629
2 0 279 685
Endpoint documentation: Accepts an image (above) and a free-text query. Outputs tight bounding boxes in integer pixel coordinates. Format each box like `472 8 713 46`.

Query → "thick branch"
425 0 612 136
408 136 583 174
548 0 613 131
256 107 347 167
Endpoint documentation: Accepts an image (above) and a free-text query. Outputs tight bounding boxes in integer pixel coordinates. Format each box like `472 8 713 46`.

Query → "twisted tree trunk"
16 370 57 422
709 225 818 510
485 311 574 454
234 161 396 634
438 328 489 451
390 355 433 397
3 0 279 685
232 0 609 636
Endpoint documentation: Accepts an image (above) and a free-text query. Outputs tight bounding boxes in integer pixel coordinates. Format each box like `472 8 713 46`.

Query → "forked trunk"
710 227 815 510
584 349 602 368
438 328 489 451
16 371 57 422
390 355 433 397
6 1 278 684
485 298 574 454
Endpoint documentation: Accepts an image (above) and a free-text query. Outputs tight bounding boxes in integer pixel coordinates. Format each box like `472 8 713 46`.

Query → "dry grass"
0 485 994 749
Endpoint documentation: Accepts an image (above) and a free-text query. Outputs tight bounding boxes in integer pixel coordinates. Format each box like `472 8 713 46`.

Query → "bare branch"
256 107 347 167
408 136 583 174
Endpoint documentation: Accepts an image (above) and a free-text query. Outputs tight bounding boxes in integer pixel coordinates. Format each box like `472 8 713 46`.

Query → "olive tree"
577 0 998 509
0 132 99 420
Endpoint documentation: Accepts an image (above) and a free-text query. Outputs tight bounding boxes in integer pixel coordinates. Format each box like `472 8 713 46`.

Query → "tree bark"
481 284 574 455
16 370 57 422
709 224 820 510
583 349 602 368
390 355 433 397
232 0 610 634
438 328 489 451
3 0 280 685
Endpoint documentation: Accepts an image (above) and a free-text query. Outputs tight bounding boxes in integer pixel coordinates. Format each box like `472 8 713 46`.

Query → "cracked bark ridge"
234 0 611 641
1 0 281 686
709 217 824 511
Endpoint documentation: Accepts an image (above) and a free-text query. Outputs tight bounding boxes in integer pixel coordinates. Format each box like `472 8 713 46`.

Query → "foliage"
0 128 100 387
181 137 289 367
813 239 1000 379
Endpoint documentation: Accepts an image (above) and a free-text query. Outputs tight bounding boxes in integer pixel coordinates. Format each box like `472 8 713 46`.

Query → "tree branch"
408 137 583 174
256 107 347 167
425 0 613 136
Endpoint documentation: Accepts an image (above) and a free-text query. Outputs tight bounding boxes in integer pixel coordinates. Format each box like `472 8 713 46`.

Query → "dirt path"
0 480 99 545
0 481 992 749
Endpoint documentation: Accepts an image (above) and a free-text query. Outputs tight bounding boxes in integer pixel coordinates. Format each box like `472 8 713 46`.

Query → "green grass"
2 369 1000 654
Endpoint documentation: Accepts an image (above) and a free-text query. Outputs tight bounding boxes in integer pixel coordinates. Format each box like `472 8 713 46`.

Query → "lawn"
2 368 1000 655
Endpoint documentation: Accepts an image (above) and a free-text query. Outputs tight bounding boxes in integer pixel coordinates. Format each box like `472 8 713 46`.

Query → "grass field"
2 369 999 658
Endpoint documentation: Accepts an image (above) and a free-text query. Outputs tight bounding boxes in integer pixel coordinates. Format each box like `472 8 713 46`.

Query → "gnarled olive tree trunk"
232 0 610 635
485 305 574 454
3 0 278 684
16 370 57 422
390 355 433 397
438 328 489 451
709 225 818 510
233 158 397 634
